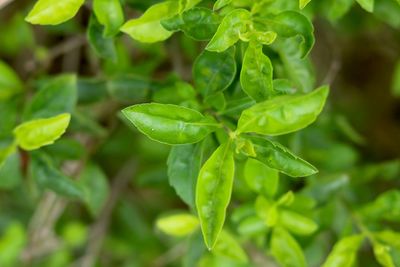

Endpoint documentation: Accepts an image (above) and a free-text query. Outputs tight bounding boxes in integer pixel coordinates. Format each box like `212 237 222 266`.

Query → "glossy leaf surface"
206 9 251 52
122 103 217 145
245 136 318 177
240 42 274 102
237 86 329 136
196 143 235 249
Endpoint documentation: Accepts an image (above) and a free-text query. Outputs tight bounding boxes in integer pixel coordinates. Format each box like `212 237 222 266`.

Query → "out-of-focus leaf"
356 0 374 12
78 163 109 217
358 190 400 222
0 60 23 101
212 230 248 263
0 153 22 189
25 0 84 25
107 75 149 103
213 0 232 10
24 74 77 120
391 60 400 97
87 15 117 61
0 222 26 267
322 235 364 267
156 213 199 236
271 227 306 267
14 113 71 151
373 242 395 267
30 152 84 199
279 209 318 236
299 0 311 9
93 0 124 37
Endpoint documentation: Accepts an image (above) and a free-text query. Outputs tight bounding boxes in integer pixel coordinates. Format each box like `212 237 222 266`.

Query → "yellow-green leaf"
25 0 84 25
120 1 179 43
13 113 71 151
156 213 199 237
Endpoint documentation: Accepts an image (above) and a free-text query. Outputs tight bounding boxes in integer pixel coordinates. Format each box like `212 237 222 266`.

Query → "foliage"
0 0 400 266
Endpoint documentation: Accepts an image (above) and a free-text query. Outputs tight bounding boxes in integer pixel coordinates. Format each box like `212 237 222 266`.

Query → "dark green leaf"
24 74 77 120
87 15 117 61
193 47 236 99
161 7 221 41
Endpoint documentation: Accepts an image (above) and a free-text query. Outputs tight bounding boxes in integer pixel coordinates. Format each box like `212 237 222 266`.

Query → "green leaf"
122 103 217 145
24 74 77 120
25 0 84 25
356 0 374 12
156 213 199 237
167 141 207 208
93 0 124 37
107 75 149 103
0 60 23 101
193 47 236 99
279 209 318 235
87 15 117 60
161 7 221 41
213 0 232 10
375 231 400 251
358 190 400 222
244 158 279 197
266 11 314 58
213 230 248 263
0 223 26 267
373 243 395 267
30 152 84 199
237 85 329 136
78 163 109 217
322 235 364 267
120 1 179 43
14 113 71 151
255 195 278 226
275 38 315 92
0 153 22 189
240 42 274 102
271 227 306 267
245 136 318 177
196 142 235 249
0 141 16 168
206 9 252 52
299 0 312 9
